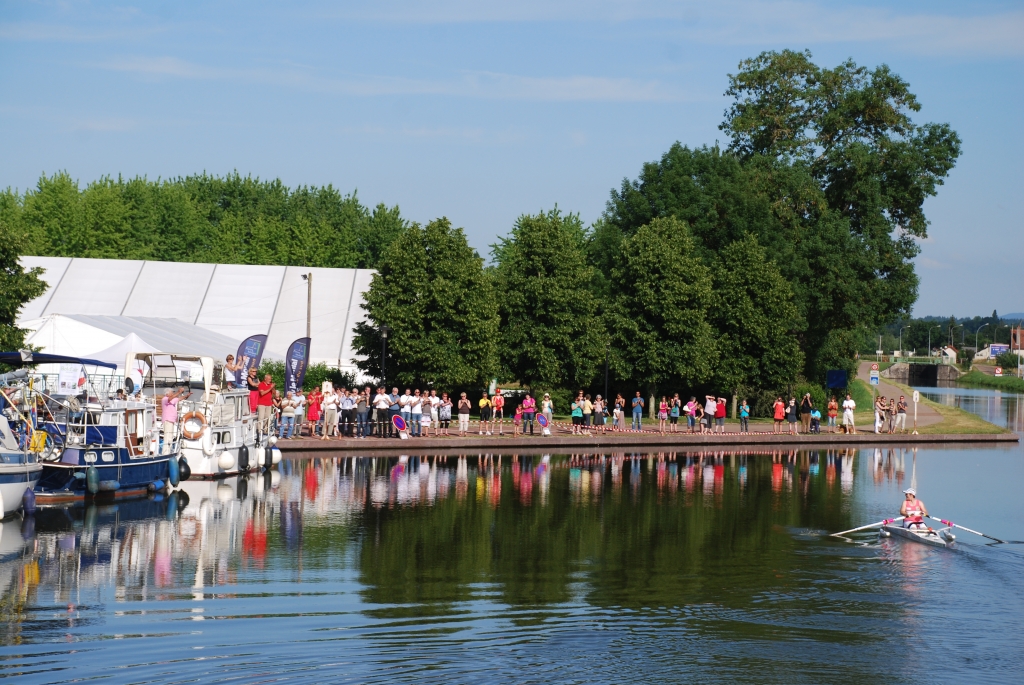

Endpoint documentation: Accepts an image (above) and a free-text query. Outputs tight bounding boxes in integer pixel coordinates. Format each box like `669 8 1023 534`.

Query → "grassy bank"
958 370 1024 393
883 377 1007 435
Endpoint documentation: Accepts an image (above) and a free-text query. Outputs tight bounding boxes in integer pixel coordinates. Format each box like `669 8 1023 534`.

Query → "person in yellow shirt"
478 392 492 435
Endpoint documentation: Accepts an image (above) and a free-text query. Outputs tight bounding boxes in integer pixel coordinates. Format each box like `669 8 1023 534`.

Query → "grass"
882 377 1007 435
957 370 1024 393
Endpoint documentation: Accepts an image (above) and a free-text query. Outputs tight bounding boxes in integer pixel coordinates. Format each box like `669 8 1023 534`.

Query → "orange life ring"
181 411 207 440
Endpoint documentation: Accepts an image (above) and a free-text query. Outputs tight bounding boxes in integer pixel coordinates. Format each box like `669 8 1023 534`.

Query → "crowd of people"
224 360 875 440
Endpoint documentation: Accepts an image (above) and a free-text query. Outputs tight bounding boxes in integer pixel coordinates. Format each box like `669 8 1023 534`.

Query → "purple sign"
235 334 268 384
284 337 311 393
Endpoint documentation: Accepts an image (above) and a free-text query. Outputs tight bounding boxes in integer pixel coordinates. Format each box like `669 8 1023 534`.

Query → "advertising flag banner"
235 335 268 384
285 337 311 393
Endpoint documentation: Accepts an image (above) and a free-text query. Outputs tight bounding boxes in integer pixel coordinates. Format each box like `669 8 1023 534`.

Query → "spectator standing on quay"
772 396 786 434
522 393 536 435
582 394 593 435
570 392 584 434
685 396 697 433
810 407 821 433
799 393 813 434
419 399 432 437
739 399 750 433
842 394 857 433
614 394 626 431
493 389 505 435
827 396 839 433
541 393 554 430
388 387 401 437
279 391 296 439
338 387 354 437
715 397 727 434
355 388 369 438
693 400 706 434
874 395 886 434
704 395 717 432
293 390 306 437
410 389 423 437
272 390 283 435
439 392 453 436
429 390 440 434
631 392 645 431
478 392 492 435
513 404 523 436
399 388 412 433
322 387 339 439
669 394 681 432
896 395 908 434
786 398 799 435
888 398 897 434
457 392 472 436
257 374 275 436
657 396 669 435
593 395 605 432
306 387 322 437
373 388 390 438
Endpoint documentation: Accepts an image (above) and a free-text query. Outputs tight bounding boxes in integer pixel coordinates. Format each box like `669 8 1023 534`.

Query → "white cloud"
94 57 688 102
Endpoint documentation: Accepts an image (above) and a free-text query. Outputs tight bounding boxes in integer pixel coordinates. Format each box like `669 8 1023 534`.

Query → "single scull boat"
880 523 955 548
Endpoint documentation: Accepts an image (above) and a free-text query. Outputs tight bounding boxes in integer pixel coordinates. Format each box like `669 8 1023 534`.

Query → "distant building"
940 345 958 363
974 344 1010 361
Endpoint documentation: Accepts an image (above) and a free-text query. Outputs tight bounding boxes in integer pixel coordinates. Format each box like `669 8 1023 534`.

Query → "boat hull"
35 448 174 505
882 524 954 548
0 465 43 516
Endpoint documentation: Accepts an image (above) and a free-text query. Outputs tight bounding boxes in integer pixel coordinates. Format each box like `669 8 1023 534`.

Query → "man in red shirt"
492 389 505 436
715 397 727 434
257 374 275 435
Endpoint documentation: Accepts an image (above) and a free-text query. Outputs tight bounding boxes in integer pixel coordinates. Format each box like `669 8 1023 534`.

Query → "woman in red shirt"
772 397 786 434
306 388 322 437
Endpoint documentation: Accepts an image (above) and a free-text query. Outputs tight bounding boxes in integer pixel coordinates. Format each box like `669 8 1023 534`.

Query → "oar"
832 517 904 537
928 516 1006 544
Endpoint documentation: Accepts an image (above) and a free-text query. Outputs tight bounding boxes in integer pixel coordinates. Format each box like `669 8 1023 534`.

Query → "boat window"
220 432 232 446
85 451 97 463
101 451 115 462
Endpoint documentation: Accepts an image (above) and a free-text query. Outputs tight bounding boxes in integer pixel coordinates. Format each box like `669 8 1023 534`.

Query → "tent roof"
87 332 162 367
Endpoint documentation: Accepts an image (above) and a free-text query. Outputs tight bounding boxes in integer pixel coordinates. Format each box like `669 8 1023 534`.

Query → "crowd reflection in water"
0 446 887 645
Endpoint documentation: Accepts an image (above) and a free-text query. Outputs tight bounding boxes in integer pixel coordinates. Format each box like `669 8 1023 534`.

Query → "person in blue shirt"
631 392 644 431
810 407 822 434
739 399 750 433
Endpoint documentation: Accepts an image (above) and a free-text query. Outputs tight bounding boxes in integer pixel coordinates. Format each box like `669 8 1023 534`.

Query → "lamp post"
604 344 610 404
928 325 941 363
899 326 907 360
975 323 989 361
380 325 390 387
300 273 312 338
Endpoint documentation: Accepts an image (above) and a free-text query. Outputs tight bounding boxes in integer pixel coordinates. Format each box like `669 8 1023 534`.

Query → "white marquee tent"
18 257 373 372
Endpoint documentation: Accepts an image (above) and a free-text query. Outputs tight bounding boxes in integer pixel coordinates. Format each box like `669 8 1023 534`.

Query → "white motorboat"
126 353 280 479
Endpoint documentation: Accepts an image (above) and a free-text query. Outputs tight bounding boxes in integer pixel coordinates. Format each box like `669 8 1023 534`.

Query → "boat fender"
166 492 179 520
168 453 180 488
148 479 166 492
181 411 208 441
177 490 190 509
201 428 216 457
86 466 100 494
97 480 120 492
22 488 36 515
238 445 250 471
264 445 274 470
218 452 236 472
21 515 34 540
237 476 248 500
178 457 191 481
271 447 282 466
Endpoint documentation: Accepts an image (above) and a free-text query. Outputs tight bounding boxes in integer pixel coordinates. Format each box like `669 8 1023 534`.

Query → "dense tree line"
0 172 408 269
354 51 959 402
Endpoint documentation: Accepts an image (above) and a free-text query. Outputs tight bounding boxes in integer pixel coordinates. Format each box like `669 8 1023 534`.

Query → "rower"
900 488 929 529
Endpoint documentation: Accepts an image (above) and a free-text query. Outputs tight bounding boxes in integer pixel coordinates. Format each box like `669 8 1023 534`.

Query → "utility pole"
380 325 390 387
604 344 609 404
300 272 313 338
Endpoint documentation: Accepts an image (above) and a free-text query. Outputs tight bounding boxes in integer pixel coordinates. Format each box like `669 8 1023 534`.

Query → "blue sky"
2 0 1021 316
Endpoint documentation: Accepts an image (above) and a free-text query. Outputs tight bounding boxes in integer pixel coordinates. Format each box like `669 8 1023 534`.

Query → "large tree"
710 234 803 394
491 209 605 392
0 193 46 351
352 218 498 388
606 217 716 393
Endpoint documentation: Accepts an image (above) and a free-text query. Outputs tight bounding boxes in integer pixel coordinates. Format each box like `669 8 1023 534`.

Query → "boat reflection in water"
0 447 1020 684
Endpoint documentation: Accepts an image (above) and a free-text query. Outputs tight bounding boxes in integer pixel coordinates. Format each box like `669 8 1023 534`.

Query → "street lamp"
928 325 941 362
975 323 989 361
380 325 390 387
604 344 610 404
899 326 907 359
300 273 312 338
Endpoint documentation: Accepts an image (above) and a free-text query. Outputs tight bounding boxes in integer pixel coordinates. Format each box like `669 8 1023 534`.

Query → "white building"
17 256 373 373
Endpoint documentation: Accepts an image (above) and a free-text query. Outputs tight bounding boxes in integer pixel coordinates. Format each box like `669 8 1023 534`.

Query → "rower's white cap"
903 488 916 495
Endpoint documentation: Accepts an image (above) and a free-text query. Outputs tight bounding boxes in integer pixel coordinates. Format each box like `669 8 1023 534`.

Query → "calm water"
2 394 1023 684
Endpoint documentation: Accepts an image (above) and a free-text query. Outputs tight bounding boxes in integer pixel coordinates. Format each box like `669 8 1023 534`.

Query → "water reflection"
1 446 1021 684
916 385 1024 435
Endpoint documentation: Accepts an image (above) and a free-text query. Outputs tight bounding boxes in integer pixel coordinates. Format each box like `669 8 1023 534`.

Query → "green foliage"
257 360 356 393
958 369 1024 393
0 193 46 352
3 171 408 270
352 218 499 388
607 217 716 391
995 351 1020 370
491 208 606 392
710 234 803 392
